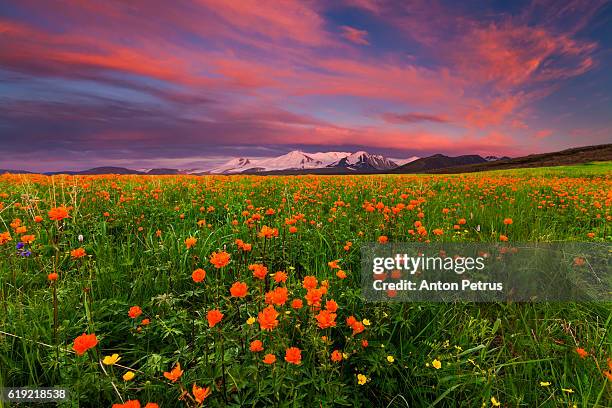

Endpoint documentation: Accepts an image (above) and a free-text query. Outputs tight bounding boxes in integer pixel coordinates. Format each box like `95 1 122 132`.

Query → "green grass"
0 164 610 407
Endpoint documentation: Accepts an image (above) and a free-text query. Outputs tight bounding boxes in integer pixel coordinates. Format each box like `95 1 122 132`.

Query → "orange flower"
305 288 324 307
263 353 276 364
249 263 268 280
34 215 43 223
230 281 248 298
352 321 365 335
0 231 12 245
258 305 279 331
163 362 184 382
144 403 159 408
20 234 35 244
503 218 513 225
291 299 303 309
72 333 98 355
331 350 343 362
258 225 278 239
432 228 443 236
315 310 337 329
71 247 86 259
192 268 206 282
192 383 211 404
141 318 150 326
499 234 508 242
265 286 288 306
207 309 224 328
249 339 264 352
210 251 230 268
325 299 338 313
303 276 318 290
274 271 288 283
112 400 141 408
128 306 142 319
185 237 197 249
576 347 588 358
48 272 59 281
328 260 340 269
48 206 70 221
284 347 302 365
378 235 388 244
336 270 347 279
288 226 298 233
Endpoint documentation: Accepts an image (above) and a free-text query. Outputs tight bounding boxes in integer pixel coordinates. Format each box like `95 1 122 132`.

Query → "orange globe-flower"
207 309 224 328
210 251 230 268
192 268 206 282
128 306 142 319
249 339 264 352
72 333 98 355
263 354 276 364
258 225 278 239
163 362 183 382
71 247 87 259
249 263 268 280
325 299 338 313
576 347 588 358
192 383 211 403
331 350 343 362
265 286 288 306
258 305 279 331
303 275 318 290
0 231 11 245
230 281 248 298
315 310 337 329
284 347 302 365
48 206 70 221
185 237 197 249
274 271 288 283
291 299 303 309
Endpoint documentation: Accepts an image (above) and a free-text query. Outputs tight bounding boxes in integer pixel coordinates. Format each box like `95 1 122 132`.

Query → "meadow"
0 163 611 407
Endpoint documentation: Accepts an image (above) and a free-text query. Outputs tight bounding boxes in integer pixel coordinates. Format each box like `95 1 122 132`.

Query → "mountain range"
2 144 609 175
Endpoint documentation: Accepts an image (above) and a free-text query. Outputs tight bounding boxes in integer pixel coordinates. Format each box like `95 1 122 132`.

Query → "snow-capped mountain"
328 151 398 170
391 156 420 166
208 150 402 173
484 155 511 162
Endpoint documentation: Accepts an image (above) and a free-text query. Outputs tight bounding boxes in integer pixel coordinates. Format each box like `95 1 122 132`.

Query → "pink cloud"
340 26 370 45
534 129 553 139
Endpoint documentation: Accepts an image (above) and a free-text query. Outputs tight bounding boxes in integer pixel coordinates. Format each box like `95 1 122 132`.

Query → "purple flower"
16 242 25 250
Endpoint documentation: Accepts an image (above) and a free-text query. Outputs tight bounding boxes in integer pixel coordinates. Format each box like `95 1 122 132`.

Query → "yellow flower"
432 359 442 369
362 319 371 326
246 317 256 325
123 371 135 381
539 381 551 387
342 353 349 360
386 355 395 363
357 374 367 385
561 388 574 394
102 354 121 366
491 397 501 407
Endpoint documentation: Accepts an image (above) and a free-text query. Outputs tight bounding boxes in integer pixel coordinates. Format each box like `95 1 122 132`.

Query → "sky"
1 0 611 172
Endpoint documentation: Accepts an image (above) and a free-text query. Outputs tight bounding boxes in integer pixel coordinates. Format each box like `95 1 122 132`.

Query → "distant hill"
46 167 144 175
0 169 32 174
425 144 612 174
392 154 486 173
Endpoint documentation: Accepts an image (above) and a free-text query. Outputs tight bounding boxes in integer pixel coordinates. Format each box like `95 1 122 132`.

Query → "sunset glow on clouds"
1 0 611 171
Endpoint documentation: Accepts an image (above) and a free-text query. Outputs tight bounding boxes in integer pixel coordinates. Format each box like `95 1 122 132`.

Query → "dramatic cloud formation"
0 0 610 171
